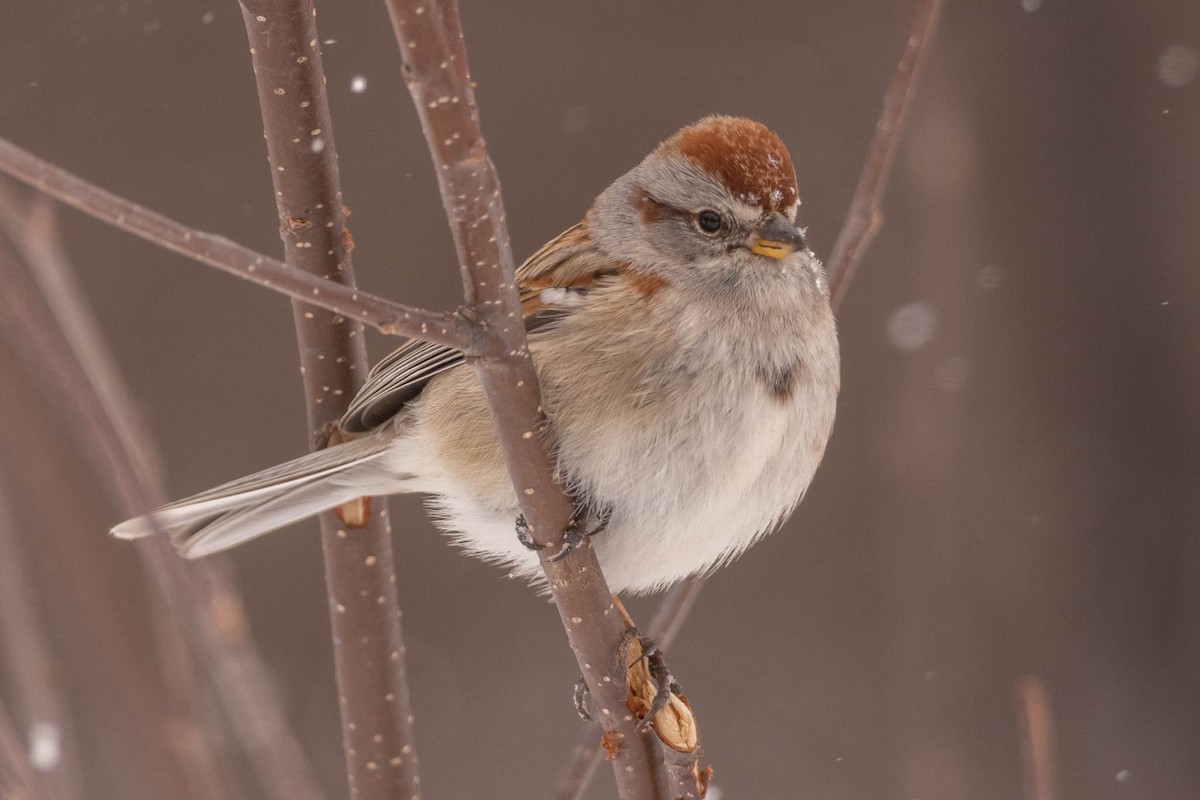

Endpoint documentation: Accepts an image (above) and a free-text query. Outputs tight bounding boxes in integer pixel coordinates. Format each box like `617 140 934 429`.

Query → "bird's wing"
339 221 621 433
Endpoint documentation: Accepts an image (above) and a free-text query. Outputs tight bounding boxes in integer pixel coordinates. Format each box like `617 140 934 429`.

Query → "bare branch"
238 2 422 798
661 745 711 800
550 577 705 800
827 0 947 304
384 1 664 797
0 135 471 350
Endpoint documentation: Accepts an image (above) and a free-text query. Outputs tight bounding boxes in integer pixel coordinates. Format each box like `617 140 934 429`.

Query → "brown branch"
0 134 472 350
662 745 711 800
384 1 663 798
828 0 947 305
550 0 947 796
0 183 328 800
0 698 57 800
550 577 706 800
238 3 422 799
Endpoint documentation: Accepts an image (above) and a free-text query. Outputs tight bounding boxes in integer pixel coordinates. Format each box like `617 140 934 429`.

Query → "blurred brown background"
2 1 1199 798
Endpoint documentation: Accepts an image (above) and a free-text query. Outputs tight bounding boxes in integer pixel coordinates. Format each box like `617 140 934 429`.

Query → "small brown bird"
114 116 840 594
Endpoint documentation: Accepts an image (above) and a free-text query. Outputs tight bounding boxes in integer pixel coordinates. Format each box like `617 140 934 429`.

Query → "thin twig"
0 135 472 350
828 0 947 305
1017 676 1060 800
384 1 664 798
0 183 328 800
238 2 422 799
548 0 948 796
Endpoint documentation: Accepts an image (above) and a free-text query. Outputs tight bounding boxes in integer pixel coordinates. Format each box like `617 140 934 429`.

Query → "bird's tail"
111 431 401 557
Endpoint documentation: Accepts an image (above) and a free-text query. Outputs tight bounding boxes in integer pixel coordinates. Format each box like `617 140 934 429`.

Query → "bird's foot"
620 628 682 730
514 504 613 561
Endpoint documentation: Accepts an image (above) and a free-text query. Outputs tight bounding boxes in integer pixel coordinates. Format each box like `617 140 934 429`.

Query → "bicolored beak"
747 212 807 259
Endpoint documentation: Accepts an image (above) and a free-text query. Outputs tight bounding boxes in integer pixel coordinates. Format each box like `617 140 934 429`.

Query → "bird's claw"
620 628 682 730
515 513 540 551
515 504 613 560
548 516 587 561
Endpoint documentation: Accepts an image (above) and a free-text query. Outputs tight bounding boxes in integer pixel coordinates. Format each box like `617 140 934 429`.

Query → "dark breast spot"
757 360 804 403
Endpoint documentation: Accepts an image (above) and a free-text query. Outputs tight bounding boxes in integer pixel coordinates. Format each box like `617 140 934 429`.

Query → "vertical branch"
237 3 421 799
383 2 665 798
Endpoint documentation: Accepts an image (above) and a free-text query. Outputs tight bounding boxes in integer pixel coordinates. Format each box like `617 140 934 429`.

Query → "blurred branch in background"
237 1 422 798
0 471 84 800
0 181 326 800
0 193 227 799
1018 676 1060 800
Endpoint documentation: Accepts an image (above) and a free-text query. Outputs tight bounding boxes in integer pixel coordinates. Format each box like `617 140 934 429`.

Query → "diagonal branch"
0 135 472 350
238 2 422 799
384 1 664 798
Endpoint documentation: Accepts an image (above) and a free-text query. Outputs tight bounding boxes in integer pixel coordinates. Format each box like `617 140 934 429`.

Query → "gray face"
587 149 806 287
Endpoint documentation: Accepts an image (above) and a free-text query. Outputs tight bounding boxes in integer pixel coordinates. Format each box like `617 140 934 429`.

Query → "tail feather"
111 431 399 556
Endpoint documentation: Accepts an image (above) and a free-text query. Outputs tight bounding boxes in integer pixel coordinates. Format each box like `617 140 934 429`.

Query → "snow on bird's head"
662 116 798 214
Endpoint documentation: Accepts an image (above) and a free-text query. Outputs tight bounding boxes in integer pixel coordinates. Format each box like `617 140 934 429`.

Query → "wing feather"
340 220 622 432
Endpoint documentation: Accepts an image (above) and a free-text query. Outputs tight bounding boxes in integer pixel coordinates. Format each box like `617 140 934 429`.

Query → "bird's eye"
695 210 724 234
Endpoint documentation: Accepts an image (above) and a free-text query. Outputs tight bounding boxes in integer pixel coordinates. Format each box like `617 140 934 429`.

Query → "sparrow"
113 116 840 594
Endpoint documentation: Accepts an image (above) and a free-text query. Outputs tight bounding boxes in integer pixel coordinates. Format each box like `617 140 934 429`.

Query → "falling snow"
350 75 368 94
28 723 61 771
886 302 937 352
1156 44 1199 88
